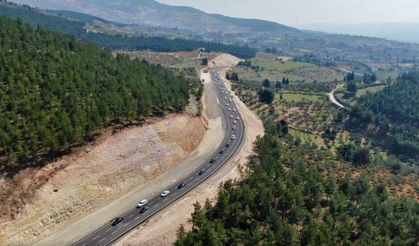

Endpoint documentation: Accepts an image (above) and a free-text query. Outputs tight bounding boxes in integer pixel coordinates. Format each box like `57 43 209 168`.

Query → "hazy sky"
157 0 419 27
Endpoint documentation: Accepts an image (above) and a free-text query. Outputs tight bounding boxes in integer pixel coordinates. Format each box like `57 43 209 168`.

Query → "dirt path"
115 54 264 245
329 85 349 110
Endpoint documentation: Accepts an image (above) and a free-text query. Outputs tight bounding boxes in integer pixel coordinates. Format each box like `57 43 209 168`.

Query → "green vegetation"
355 85 386 98
0 1 256 58
236 56 342 84
337 143 371 167
349 73 419 164
258 89 275 104
0 17 197 173
176 123 418 245
278 93 324 104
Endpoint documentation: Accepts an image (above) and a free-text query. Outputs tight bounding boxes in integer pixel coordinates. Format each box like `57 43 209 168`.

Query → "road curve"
328 89 348 110
72 67 245 246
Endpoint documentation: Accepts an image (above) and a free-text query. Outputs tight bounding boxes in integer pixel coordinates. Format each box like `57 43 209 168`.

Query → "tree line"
0 16 196 173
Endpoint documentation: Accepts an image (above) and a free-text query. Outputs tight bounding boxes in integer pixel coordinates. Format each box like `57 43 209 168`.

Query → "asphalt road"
72 67 245 246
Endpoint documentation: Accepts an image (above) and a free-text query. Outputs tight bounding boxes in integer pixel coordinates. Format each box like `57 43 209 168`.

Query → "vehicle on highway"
233 120 238 124
231 135 236 140
233 109 237 112
219 149 225 154
210 158 217 163
236 117 240 121
137 199 148 208
161 190 170 197
226 143 230 148
230 115 234 119
199 169 206 175
232 125 237 130
139 206 149 214
111 217 123 226
178 183 186 189
227 108 231 111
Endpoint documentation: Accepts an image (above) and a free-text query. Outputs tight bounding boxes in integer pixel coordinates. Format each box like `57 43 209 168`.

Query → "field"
356 85 386 97
233 54 344 84
277 93 325 104
335 85 387 106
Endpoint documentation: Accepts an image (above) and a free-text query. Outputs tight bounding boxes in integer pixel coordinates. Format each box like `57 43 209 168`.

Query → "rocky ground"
0 114 206 246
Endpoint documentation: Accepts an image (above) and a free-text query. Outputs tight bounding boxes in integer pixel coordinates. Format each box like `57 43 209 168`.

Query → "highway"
72 67 245 246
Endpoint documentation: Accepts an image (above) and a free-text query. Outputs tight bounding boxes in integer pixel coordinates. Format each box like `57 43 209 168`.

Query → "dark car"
225 143 230 148
139 206 149 214
210 158 217 163
199 169 206 175
219 149 225 154
178 183 186 189
111 217 123 226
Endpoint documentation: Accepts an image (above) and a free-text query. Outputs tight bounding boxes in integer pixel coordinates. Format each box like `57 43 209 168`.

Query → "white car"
232 125 237 130
160 190 170 197
233 120 238 125
230 115 234 119
233 109 237 112
137 199 148 208
231 135 236 140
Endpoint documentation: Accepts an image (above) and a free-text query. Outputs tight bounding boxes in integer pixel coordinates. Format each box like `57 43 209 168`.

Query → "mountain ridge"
9 0 300 33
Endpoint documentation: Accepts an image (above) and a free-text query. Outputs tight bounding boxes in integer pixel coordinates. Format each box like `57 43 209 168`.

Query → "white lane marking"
111 229 118 235
81 243 87 246
127 214 133 219
163 198 168 202
189 176 193 181
99 237 106 243
105 228 111 233
92 235 100 240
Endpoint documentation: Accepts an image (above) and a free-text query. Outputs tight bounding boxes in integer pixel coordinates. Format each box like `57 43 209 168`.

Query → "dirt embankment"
116 54 264 245
0 114 206 245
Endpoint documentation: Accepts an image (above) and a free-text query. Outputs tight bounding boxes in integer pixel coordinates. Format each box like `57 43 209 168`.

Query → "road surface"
328 88 348 110
72 67 245 246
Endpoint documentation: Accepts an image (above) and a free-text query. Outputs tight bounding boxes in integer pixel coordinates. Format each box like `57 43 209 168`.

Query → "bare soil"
116 54 264 245
0 114 206 246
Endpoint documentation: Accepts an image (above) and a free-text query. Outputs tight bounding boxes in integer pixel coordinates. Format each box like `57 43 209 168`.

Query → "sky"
157 0 419 27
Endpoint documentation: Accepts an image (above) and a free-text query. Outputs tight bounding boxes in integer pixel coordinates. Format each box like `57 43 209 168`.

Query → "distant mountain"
0 1 256 58
8 0 419 70
301 22 419 44
9 0 300 34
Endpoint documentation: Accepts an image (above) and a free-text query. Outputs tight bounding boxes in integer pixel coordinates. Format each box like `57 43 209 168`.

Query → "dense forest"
349 73 419 164
0 16 197 173
176 122 418 245
0 1 256 58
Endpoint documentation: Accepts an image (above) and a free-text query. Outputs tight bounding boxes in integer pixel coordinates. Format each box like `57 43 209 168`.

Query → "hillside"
176 123 418 245
0 1 256 58
349 73 419 163
0 16 195 174
10 0 419 69
10 0 295 33
303 22 419 44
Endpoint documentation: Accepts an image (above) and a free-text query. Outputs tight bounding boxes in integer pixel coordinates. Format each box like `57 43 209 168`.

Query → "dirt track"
116 54 264 245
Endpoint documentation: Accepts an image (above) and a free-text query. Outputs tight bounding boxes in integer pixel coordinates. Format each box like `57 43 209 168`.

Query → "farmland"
232 54 344 84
